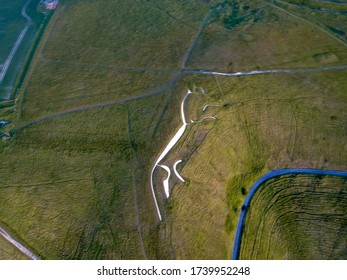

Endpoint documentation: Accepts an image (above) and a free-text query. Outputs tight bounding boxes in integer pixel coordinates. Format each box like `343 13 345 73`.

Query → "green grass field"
0 91 187 259
0 0 346 259
187 0 347 71
239 174 347 259
0 235 29 260
169 70 347 259
275 0 347 43
2 0 212 259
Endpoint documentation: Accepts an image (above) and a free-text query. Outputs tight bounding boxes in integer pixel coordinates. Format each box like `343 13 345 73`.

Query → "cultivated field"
239 174 347 259
0 0 346 259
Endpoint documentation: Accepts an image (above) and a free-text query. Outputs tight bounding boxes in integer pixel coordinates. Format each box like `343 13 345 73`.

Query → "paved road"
231 168 347 260
0 226 39 260
0 0 32 85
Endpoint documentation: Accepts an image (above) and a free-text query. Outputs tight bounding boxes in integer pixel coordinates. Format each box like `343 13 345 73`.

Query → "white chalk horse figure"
150 87 219 221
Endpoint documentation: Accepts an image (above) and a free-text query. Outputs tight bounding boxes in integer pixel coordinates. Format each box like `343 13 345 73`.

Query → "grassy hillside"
170 70 347 259
0 0 346 259
0 0 214 259
275 0 347 44
0 92 186 259
187 0 347 71
239 174 347 259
